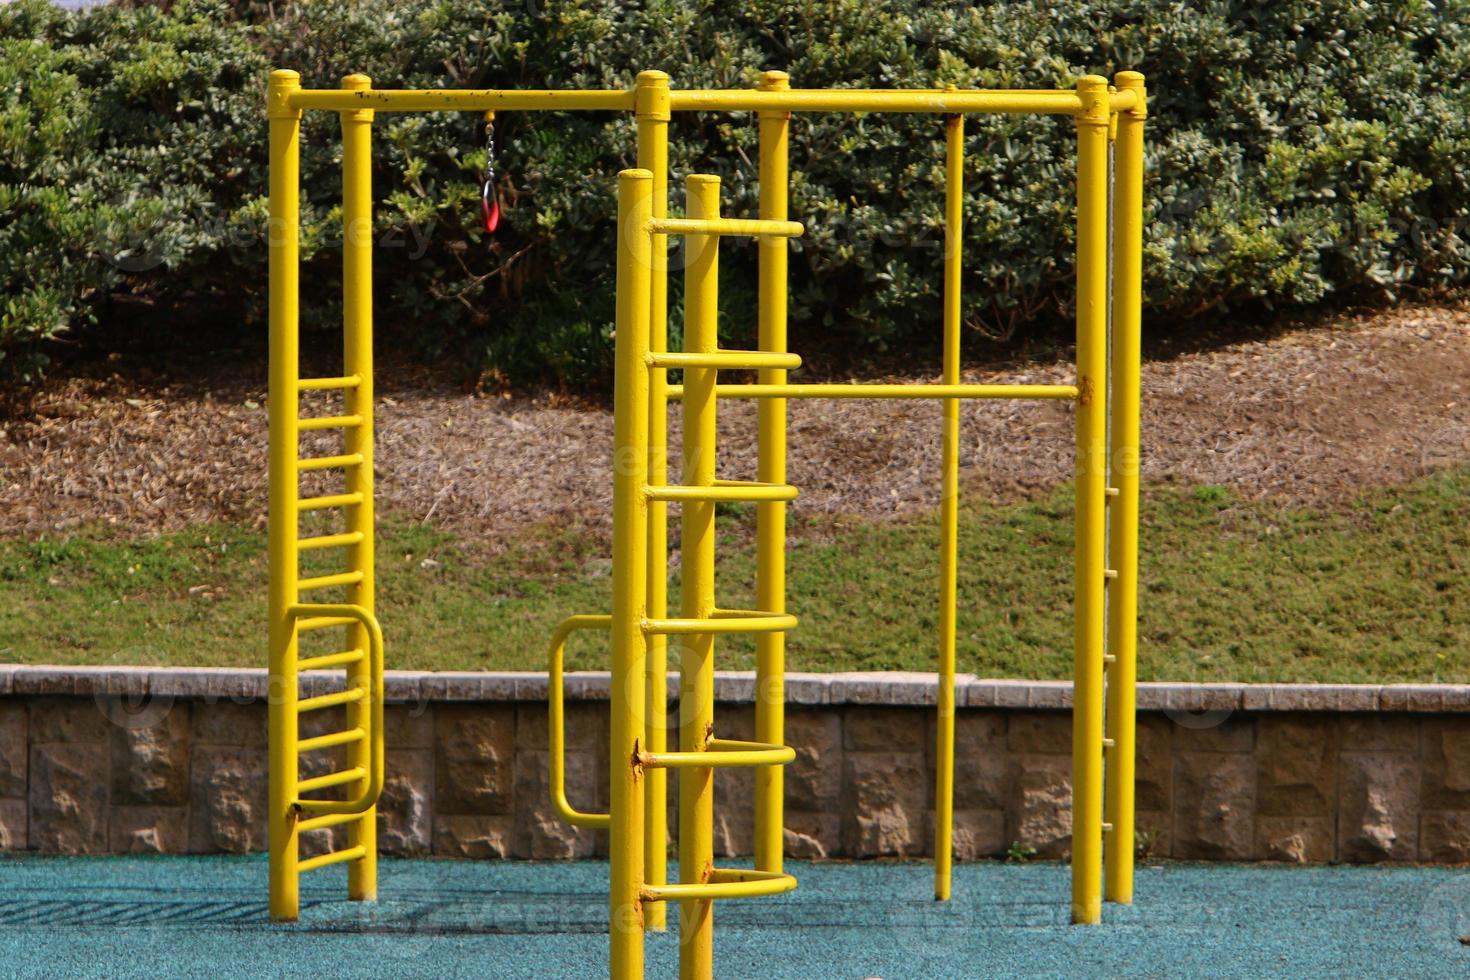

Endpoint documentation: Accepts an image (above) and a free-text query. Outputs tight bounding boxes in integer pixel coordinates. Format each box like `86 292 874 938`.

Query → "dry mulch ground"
3 304 1468 541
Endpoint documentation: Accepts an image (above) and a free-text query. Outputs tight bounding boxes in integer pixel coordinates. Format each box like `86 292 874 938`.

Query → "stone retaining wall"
2 666 1469 863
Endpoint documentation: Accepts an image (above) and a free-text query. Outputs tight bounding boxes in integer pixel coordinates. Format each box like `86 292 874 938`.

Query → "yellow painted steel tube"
648 351 801 370
636 69 672 935
677 173 721 980
666 383 1078 400
640 739 796 769
266 68 303 924
644 481 798 503
934 110 963 903
1071 75 1112 927
642 869 797 902
610 169 653 980
1105 71 1146 906
648 217 804 238
291 88 637 113
548 614 614 830
285 603 384 816
339 74 378 901
668 88 1080 115
644 612 797 635
754 70 791 876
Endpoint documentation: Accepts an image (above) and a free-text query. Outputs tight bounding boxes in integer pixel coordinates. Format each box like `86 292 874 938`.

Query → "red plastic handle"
481 180 500 234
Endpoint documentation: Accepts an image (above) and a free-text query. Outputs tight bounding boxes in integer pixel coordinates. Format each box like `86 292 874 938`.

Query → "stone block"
515 702 607 752
434 705 515 815
378 749 433 857
110 706 190 806
191 701 266 747
1337 752 1418 862
1009 754 1071 858
110 805 188 854
189 746 267 853
1341 714 1418 754
1422 719 1470 809
1256 816 1332 863
713 766 755 858
512 749 597 859
1255 715 1336 818
0 702 26 797
1172 752 1255 859
947 809 1006 860
1420 811 1470 863
783 811 840 860
785 709 842 811
1170 714 1253 754
30 697 110 744
843 707 926 753
842 751 927 857
433 814 513 858
0 798 27 850
29 742 109 853
383 705 435 750
1136 714 1173 813
952 712 1007 811
1005 712 1071 755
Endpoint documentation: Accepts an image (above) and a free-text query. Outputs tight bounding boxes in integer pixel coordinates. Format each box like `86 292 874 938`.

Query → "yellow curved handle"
287 602 384 816
549 614 612 829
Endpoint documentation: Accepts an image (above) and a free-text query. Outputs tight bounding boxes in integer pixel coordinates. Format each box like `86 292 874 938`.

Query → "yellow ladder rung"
1101 822 1114 833
298 375 362 391
298 492 365 512
1102 737 1116 748
298 649 365 672
1104 568 1119 580
1105 486 1120 497
296 810 362 834
298 531 367 552
1104 653 1117 664
298 727 367 753
298 686 366 713
640 737 794 769
297 765 368 794
643 608 797 635
298 570 366 592
298 453 365 473
644 480 798 502
647 350 802 371
297 615 357 632
640 869 797 903
297 844 367 873
298 414 364 431
647 216 804 238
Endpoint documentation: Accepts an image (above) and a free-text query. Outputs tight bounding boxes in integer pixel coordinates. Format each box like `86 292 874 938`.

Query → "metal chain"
484 119 495 188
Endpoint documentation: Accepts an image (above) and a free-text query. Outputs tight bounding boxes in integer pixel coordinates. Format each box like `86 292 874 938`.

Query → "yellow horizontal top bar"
667 382 1080 401
286 85 1119 117
648 217 804 238
290 89 637 113
669 88 1082 114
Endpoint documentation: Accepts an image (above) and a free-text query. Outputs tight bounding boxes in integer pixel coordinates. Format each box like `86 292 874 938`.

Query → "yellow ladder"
267 73 385 922
549 170 804 979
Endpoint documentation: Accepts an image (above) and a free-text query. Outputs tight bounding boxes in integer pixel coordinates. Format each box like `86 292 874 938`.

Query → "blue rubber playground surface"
0 855 1467 977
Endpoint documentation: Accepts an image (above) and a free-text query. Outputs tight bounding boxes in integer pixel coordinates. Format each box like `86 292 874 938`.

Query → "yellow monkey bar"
267 64 1146 980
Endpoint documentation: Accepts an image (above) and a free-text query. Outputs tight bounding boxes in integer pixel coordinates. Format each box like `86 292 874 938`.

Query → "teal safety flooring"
0 855 1466 977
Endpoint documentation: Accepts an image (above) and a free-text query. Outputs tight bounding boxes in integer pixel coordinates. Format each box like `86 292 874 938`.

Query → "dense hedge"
5 0 1470 387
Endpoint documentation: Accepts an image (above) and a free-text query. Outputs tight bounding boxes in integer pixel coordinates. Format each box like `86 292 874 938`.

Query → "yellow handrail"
547 614 613 830
284 602 384 817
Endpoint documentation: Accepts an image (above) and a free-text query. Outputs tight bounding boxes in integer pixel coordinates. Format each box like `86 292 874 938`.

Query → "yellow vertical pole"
610 168 653 980
1104 70 1146 906
934 110 963 902
339 72 378 903
754 69 790 876
678 174 720 980
1071 74 1111 927
635 69 672 933
267 68 303 923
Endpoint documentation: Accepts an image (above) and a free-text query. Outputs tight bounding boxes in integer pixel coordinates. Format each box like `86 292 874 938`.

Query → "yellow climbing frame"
266 67 1146 978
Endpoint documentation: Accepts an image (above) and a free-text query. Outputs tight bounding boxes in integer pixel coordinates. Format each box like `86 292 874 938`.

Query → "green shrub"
5 0 1470 388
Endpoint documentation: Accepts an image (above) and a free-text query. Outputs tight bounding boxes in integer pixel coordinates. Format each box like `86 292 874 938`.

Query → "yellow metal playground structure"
267 67 1145 978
